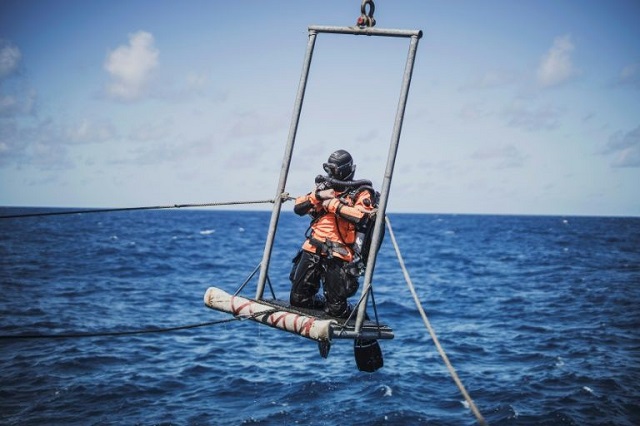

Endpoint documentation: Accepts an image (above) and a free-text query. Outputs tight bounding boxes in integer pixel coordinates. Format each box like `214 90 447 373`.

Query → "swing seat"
204 286 394 343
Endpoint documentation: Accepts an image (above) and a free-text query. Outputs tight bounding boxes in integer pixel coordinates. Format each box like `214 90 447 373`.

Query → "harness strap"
308 236 350 257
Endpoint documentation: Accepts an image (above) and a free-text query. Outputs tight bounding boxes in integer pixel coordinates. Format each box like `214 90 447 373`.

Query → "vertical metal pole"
256 30 318 300
355 33 421 331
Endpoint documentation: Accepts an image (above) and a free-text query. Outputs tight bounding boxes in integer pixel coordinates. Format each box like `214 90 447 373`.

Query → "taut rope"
0 193 294 219
385 215 487 426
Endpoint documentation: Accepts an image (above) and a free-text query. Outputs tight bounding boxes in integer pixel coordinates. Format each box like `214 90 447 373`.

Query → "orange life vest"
295 187 374 262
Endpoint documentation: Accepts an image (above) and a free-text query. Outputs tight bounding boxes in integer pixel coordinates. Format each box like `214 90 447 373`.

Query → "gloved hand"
315 189 335 200
322 198 340 211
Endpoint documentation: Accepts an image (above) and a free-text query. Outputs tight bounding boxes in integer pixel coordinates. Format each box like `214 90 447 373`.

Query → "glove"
322 198 340 212
316 189 335 200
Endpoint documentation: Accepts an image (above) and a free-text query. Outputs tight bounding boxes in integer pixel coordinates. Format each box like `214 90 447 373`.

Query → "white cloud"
104 31 159 101
612 146 640 168
14 118 74 170
0 88 36 117
502 99 561 131
601 125 640 168
0 115 118 169
0 119 19 165
0 40 21 79
537 35 577 88
0 40 36 118
65 119 117 144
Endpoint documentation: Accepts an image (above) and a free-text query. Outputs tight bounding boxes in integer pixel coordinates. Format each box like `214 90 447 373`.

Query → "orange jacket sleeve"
323 190 374 225
293 191 322 216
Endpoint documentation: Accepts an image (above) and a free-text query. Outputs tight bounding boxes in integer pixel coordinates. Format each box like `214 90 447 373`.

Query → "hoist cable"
385 215 488 426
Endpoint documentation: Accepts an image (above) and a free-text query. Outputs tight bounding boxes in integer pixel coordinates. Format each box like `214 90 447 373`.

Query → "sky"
1 0 639 216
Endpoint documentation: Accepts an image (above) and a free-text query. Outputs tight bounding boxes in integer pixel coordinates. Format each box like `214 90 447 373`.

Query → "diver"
289 149 378 318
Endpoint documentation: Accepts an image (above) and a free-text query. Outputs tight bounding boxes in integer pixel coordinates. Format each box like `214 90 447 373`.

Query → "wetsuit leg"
289 250 324 308
323 258 359 318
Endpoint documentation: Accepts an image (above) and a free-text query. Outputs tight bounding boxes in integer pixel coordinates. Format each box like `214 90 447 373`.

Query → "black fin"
354 339 383 372
318 340 331 358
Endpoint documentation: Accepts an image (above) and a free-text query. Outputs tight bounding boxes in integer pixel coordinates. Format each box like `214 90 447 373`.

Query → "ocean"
1 208 639 425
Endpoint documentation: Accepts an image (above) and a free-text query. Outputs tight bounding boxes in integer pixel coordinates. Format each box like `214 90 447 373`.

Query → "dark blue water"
1 209 639 425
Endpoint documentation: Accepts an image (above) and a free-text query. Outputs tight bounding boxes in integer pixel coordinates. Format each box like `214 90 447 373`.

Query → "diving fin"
354 338 383 372
318 340 331 358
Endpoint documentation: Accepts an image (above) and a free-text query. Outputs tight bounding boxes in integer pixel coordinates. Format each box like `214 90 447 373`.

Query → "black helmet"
323 149 356 180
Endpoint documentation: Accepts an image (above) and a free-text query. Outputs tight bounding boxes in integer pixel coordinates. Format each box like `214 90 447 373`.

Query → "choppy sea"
1 208 639 425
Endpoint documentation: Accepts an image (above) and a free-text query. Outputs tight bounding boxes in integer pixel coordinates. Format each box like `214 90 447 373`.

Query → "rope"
385 216 487 426
0 318 237 340
0 191 293 340
0 193 294 219
0 308 282 341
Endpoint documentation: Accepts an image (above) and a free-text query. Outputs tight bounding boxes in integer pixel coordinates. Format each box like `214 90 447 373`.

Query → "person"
289 149 378 318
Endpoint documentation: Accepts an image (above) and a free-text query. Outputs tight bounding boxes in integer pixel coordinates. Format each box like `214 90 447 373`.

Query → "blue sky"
1 0 639 216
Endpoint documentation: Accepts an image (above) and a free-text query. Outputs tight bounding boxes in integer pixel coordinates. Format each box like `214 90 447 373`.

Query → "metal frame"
256 24 422 336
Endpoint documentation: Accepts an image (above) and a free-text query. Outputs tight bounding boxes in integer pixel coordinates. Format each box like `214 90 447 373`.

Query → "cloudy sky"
1 0 639 216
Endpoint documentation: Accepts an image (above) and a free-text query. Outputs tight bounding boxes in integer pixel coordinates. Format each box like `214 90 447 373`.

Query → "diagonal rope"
0 308 282 340
0 194 295 219
385 215 487 426
0 318 238 340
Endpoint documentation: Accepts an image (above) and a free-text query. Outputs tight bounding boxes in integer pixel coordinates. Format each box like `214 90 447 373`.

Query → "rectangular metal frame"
256 25 422 335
